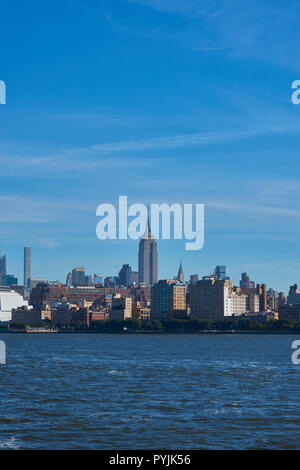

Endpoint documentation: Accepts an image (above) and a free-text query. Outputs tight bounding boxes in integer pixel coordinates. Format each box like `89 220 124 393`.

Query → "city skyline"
0 241 291 297
1 236 299 293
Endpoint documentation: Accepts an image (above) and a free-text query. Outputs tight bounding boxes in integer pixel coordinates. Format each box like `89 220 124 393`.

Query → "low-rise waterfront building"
110 295 132 320
30 283 150 307
278 304 300 321
132 301 151 320
151 280 186 320
12 306 44 324
190 278 233 321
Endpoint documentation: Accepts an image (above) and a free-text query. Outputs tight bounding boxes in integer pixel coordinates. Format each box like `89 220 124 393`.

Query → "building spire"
142 203 154 239
147 203 151 236
177 261 184 283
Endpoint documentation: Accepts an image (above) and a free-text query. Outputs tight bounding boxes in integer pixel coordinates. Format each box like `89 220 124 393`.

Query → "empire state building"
138 215 158 286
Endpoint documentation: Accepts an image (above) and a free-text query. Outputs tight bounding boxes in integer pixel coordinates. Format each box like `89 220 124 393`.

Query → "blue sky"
1 0 300 292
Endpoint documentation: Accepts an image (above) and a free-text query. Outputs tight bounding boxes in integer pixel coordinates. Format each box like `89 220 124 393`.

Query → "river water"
0 333 299 449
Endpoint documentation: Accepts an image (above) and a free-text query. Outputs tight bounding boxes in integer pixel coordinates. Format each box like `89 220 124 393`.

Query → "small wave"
214 407 242 415
0 437 20 449
108 369 124 375
0 417 29 424
51 356 72 362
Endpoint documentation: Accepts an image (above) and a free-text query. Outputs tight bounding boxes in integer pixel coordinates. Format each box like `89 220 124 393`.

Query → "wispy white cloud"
56 125 287 158
127 0 300 69
206 199 300 218
46 111 156 128
0 125 288 175
0 195 91 223
0 154 165 175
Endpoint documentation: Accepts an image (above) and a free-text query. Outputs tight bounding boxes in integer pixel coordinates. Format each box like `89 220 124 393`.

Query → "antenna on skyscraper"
147 202 151 234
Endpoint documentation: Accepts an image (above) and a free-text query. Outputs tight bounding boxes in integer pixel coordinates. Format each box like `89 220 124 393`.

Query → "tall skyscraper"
119 264 132 287
278 292 287 307
287 284 300 304
256 283 267 311
240 272 255 289
24 247 31 288
93 274 104 284
138 214 158 286
0 255 6 285
189 274 199 285
131 271 139 284
71 267 85 286
66 272 72 286
214 265 230 281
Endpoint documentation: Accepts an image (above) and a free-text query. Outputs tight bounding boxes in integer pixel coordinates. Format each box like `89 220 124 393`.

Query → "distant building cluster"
0 227 299 326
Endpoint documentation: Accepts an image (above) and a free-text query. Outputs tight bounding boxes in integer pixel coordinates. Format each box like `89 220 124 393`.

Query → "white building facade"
0 289 29 322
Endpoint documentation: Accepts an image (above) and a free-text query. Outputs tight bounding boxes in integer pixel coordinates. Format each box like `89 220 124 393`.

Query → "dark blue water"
0 333 299 449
